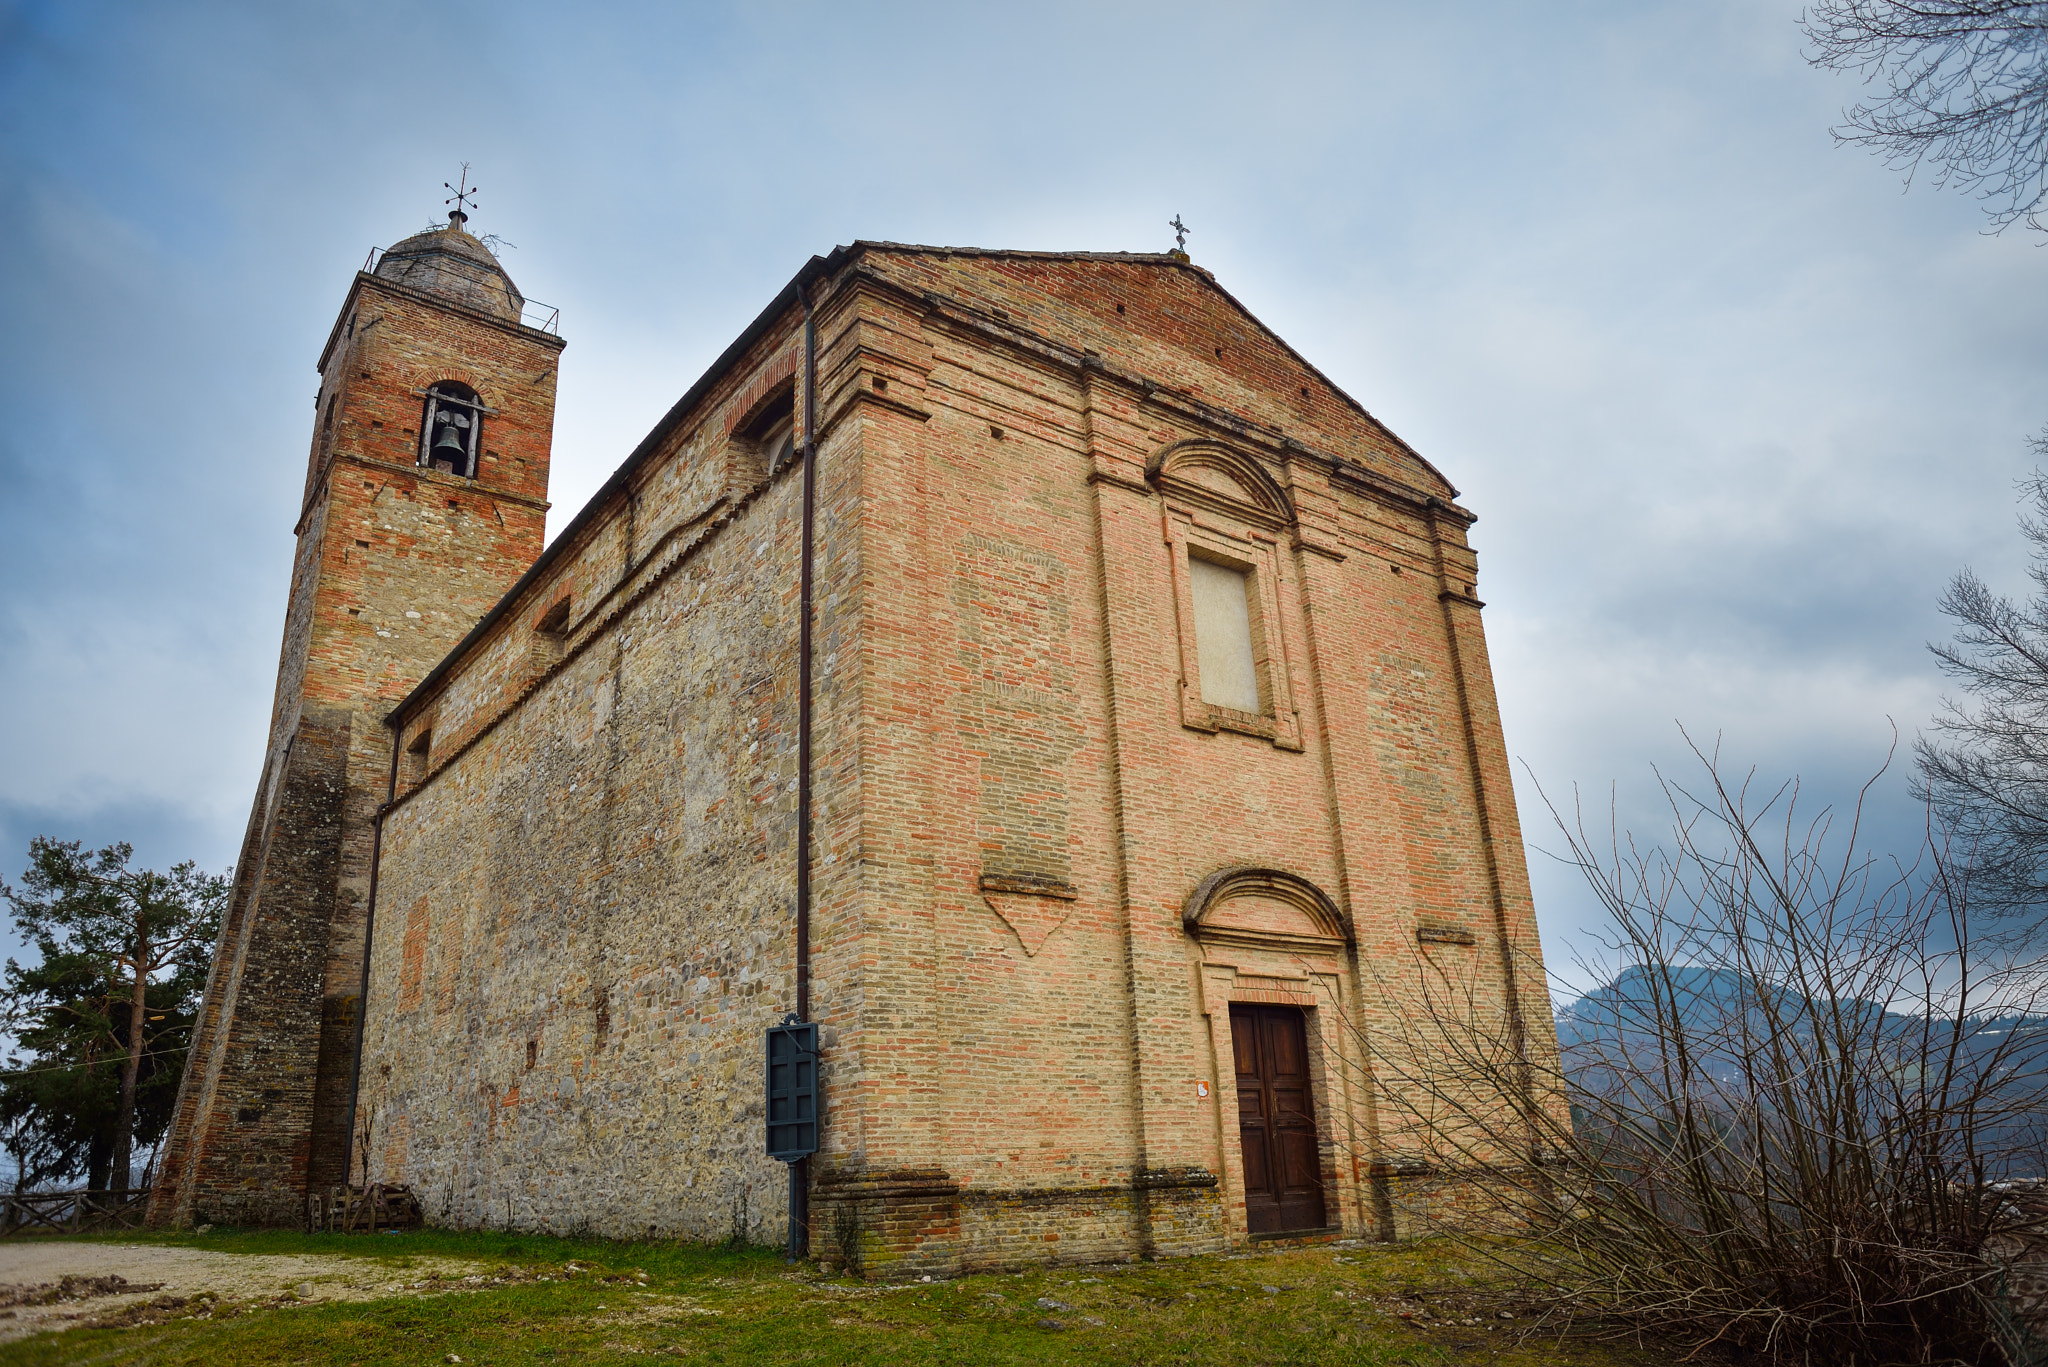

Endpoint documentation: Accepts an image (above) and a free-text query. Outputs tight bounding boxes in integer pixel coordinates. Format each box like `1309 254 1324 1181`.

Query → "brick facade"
340 242 1560 1271
150 222 565 1227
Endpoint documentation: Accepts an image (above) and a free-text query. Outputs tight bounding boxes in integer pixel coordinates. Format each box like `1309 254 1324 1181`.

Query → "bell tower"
152 205 565 1226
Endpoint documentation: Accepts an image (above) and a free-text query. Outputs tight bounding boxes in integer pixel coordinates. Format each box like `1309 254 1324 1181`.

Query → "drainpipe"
798 295 816 1033
791 285 819 1257
343 724 403 1192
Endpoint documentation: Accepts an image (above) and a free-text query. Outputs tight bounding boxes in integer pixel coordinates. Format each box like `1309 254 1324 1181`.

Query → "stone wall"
357 316 829 1242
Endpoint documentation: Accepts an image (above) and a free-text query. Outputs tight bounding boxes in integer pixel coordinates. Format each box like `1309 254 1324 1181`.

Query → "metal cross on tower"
444 164 480 224
1169 214 1190 252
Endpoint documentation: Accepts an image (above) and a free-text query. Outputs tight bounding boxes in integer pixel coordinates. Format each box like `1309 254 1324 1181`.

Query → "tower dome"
374 214 524 324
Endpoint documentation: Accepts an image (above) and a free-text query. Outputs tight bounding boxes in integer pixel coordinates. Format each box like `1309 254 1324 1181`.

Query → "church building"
152 208 1558 1276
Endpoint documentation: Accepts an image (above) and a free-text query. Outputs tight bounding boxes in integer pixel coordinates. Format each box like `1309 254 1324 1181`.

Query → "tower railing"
358 245 561 336
520 300 562 335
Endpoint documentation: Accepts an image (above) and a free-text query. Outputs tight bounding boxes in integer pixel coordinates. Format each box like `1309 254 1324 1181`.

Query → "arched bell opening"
420 381 483 479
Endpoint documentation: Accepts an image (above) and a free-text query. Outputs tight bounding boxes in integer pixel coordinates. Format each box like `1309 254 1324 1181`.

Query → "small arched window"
736 387 797 480
757 410 796 474
420 382 482 478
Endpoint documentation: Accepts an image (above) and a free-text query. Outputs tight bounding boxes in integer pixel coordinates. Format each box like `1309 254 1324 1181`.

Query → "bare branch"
1328 744 2048 1363
1802 1 2048 230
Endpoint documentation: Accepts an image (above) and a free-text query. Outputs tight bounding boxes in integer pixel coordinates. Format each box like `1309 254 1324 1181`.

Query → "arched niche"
1147 440 1293 528
1183 866 1348 954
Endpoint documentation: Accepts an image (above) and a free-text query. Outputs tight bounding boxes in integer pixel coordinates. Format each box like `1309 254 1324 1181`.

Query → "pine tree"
0 839 226 1190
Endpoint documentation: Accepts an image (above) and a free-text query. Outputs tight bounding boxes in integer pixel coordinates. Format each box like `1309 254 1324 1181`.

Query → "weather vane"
1169 214 1190 252
444 164 479 224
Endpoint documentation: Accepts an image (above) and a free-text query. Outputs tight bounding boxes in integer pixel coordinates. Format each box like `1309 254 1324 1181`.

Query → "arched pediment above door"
1183 866 1348 953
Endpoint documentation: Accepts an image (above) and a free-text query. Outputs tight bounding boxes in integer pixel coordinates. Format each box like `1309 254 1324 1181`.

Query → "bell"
432 423 467 458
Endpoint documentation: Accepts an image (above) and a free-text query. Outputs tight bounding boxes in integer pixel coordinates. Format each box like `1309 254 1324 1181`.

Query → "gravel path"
0 1240 485 1342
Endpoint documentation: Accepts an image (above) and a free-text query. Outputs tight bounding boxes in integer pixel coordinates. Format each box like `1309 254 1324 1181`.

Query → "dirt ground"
0 1239 484 1342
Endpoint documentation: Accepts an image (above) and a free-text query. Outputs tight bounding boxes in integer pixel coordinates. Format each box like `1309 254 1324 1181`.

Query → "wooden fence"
0 1184 425 1237
307 1183 423 1234
0 1188 150 1235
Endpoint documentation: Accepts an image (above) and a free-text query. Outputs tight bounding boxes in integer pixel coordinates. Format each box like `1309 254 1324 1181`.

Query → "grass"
0 1227 1684 1366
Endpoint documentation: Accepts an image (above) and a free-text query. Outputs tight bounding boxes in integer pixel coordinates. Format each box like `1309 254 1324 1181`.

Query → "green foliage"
0 837 227 1191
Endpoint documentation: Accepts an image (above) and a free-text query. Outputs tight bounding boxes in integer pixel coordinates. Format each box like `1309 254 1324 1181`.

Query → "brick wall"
349 244 1558 1271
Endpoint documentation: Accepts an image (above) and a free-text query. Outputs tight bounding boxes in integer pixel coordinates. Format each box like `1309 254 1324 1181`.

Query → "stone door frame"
1184 866 1370 1243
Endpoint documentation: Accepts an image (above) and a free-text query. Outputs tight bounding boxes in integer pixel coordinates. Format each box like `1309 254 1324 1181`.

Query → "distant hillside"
1554 965 2048 1173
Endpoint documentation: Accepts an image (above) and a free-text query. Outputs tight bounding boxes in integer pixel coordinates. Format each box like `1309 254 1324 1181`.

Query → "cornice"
293 450 551 535
317 272 566 373
1085 468 1153 497
382 460 797 800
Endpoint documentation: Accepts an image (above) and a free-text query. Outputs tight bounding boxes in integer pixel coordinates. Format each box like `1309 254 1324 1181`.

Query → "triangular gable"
852 243 1456 499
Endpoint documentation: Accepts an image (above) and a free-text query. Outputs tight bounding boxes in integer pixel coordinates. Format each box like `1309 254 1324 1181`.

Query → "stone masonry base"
814 1167 1233 1280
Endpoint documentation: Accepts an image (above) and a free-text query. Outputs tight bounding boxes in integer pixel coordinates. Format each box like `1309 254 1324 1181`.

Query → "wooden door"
1230 1004 1327 1234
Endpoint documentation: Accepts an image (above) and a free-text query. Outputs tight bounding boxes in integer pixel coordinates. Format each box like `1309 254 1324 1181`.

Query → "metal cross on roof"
444 164 479 223
1169 214 1190 252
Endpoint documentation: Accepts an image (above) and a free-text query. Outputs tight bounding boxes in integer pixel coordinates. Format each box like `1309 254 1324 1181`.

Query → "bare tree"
1918 432 2048 925
1338 738 2048 1365
1802 1 2048 231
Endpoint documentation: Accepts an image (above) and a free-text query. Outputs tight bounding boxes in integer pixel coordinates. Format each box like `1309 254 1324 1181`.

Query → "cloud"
2 0 2044 992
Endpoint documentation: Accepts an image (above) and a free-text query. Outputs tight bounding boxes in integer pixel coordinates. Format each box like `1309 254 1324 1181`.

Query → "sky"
2 0 2045 993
